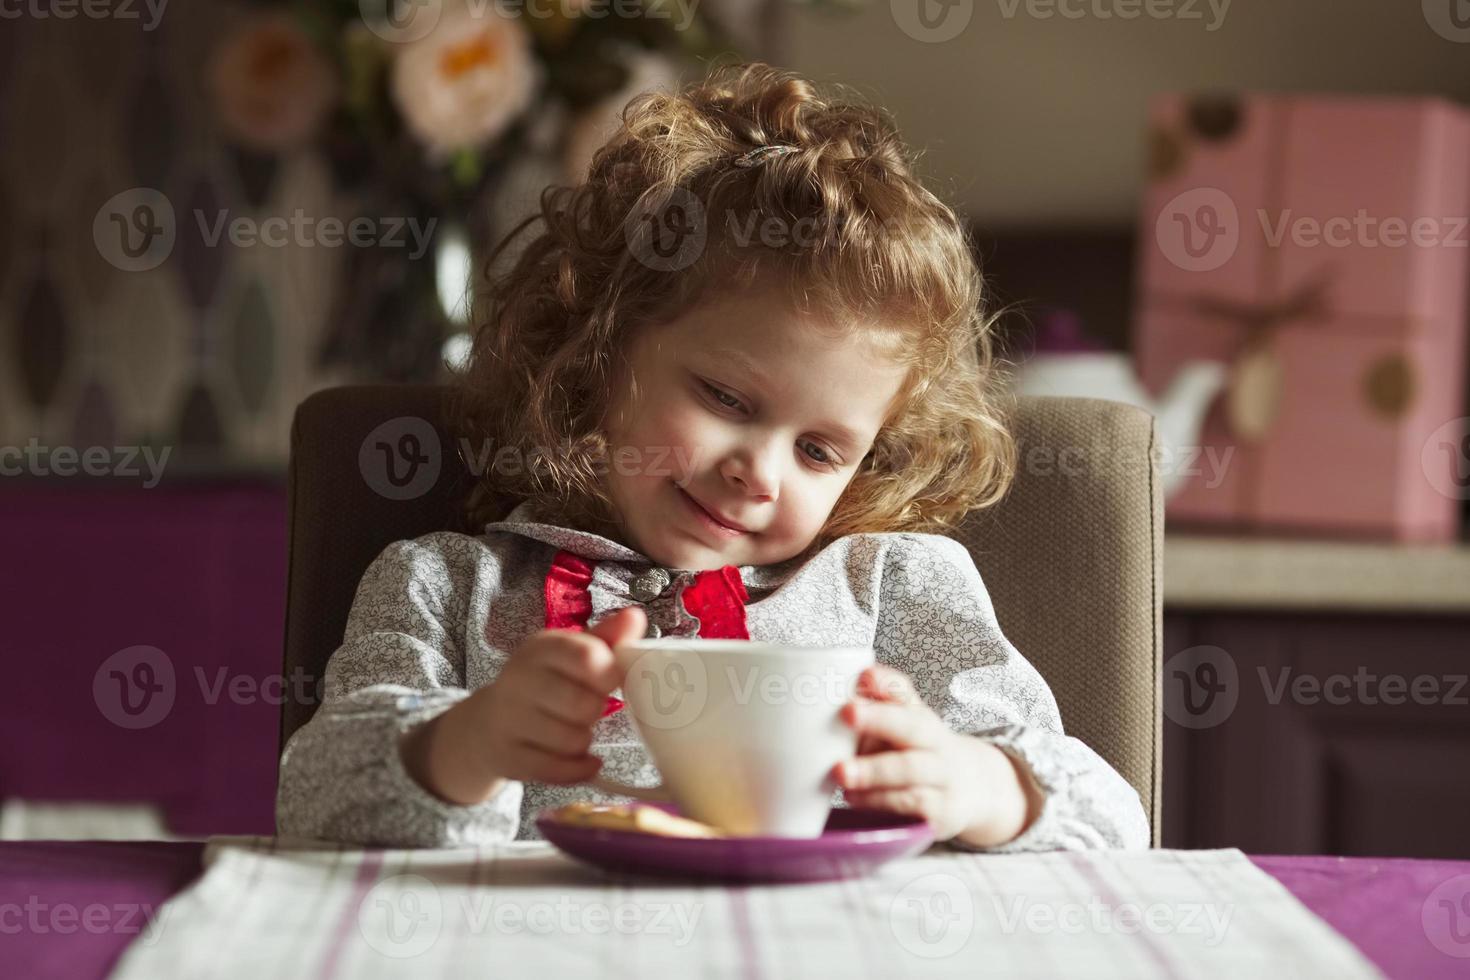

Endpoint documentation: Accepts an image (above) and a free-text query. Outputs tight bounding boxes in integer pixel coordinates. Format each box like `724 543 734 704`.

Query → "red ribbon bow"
541 551 750 717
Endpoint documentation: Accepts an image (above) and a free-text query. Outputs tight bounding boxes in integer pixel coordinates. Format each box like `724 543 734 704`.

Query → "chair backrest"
280 385 1163 844
948 396 1163 845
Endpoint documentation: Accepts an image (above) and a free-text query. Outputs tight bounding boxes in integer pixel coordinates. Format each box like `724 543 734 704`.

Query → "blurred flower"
209 14 338 153
562 47 683 183
390 0 540 160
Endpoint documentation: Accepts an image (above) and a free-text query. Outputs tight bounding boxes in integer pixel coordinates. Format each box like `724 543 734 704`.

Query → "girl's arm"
275 533 523 847
873 534 1151 851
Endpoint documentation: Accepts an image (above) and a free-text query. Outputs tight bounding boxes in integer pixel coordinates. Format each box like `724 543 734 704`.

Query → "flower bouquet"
206 0 798 380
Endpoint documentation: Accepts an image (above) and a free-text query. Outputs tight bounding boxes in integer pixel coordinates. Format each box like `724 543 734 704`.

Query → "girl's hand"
831 663 1039 846
401 607 646 805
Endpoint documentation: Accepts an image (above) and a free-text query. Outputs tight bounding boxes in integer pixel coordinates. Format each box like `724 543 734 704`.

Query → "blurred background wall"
6 0 1468 463
786 0 1470 224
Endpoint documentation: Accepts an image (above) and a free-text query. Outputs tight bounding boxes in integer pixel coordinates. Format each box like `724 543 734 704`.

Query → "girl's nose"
723 448 779 501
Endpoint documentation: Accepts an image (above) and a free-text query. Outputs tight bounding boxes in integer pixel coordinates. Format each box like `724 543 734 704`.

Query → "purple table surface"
3 841 1468 979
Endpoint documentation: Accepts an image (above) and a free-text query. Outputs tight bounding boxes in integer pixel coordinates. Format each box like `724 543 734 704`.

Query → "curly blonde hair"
452 60 1017 555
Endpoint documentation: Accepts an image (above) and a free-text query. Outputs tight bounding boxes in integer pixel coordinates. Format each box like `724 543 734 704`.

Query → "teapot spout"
1150 360 1229 499
1159 361 1228 429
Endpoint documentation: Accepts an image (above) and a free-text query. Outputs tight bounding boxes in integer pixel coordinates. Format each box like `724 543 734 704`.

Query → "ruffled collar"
482 499 806 590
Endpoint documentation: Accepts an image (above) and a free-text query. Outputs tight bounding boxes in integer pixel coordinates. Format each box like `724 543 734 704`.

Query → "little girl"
275 61 1149 852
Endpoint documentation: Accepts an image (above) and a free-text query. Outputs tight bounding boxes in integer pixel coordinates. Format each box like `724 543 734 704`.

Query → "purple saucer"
535 803 935 883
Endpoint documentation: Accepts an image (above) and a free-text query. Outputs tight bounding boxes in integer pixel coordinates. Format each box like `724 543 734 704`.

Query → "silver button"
645 622 662 639
630 567 671 602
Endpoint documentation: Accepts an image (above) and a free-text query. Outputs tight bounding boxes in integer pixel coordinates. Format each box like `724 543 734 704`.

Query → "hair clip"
733 144 800 168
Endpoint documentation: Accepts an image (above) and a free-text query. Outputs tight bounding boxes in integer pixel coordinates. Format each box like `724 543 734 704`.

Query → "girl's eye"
702 380 841 470
702 381 742 410
801 442 838 468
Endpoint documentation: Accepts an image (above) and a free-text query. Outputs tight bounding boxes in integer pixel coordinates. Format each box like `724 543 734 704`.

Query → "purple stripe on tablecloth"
1065 852 1183 980
726 886 766 980
316 850 385 980
1250 854 1470 980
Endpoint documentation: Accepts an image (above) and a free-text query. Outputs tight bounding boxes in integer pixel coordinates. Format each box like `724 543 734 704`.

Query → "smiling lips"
676 484 750 536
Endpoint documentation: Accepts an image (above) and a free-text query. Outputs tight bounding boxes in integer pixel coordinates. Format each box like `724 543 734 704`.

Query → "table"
3 841 1467 979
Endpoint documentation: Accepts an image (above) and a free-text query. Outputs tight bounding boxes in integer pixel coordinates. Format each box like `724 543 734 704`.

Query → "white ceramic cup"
590 638 874 838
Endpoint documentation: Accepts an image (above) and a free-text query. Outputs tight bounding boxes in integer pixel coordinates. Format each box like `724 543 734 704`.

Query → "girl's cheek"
792 490 839 535
665 410 718 456
623 395 679 446
632 411 709 483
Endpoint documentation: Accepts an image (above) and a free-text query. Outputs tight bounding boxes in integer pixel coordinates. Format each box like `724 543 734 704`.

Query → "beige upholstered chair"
279 385 1163 844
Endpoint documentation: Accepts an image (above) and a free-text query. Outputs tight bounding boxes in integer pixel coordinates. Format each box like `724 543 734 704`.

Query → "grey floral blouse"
275 500 1150 852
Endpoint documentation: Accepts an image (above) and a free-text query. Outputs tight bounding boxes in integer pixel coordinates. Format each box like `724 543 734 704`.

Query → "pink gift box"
1134 93 1470 541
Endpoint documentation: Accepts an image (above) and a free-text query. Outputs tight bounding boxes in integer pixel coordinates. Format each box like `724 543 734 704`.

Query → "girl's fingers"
520 710 596 758
835 749 948 791
842 699 942 749
493 739 603 785
534 680 611 727
842 787 937 818
856 664 918 705
535 637 621 698
846 666 922 755
523 746 605 785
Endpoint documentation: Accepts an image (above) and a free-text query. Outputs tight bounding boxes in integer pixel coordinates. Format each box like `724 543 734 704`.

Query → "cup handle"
589 769 674 803
590 654 673 802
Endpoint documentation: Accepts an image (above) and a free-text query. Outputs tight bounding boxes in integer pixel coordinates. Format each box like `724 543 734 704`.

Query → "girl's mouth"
674 483 747 538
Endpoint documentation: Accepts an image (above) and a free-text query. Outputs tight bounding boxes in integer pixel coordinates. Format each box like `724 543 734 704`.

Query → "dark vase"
316 194 450 383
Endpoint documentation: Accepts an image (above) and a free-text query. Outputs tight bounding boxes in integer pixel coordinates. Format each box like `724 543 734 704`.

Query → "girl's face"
601 286 909 571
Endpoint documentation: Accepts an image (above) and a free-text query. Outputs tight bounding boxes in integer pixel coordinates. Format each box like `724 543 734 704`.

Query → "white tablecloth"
108 835 1382 979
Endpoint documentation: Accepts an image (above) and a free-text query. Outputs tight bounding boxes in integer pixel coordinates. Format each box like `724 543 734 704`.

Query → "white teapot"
1012 312 1227 498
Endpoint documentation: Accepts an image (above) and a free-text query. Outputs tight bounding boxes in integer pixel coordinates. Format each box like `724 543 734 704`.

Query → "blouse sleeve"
274 534 524 847
874 534 1150 852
